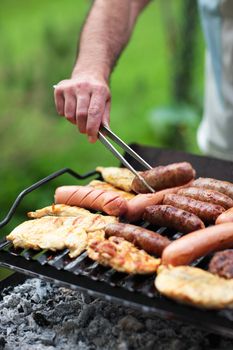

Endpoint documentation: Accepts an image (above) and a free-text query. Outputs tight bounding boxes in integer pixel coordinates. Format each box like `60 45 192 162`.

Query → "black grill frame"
1 147 233 338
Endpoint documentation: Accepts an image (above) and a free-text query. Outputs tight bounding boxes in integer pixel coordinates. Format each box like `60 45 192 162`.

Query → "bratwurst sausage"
125 184 191 222
105 222 170 256
143 205 205 234
192 177 233 200
55 186 127 217
163 194 225 223
131 162 195 194
162 223 233 266
177 187 233 209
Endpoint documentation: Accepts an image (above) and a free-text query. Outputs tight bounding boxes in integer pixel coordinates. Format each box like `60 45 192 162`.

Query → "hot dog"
125 184 191 222
55 186 127 217
216 208 233 225
192 178 233 200
143 205 205 234
105 222 171 256
163 194 225 223
162 223 233 266
131 162 195 194
177 187 233 209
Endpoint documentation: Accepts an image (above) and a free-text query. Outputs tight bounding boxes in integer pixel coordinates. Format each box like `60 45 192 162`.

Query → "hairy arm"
54 0 150 142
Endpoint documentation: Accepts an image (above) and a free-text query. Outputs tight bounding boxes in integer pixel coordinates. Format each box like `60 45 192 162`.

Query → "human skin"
54 0 150 142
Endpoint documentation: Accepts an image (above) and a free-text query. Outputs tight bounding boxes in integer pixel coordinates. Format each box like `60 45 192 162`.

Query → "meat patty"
143 205 205 234
209 250 233 279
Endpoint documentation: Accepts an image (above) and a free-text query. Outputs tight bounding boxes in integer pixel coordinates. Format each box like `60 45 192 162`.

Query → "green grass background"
0 0 204 279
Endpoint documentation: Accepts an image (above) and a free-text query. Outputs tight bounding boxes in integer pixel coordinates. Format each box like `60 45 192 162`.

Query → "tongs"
98 125 155 193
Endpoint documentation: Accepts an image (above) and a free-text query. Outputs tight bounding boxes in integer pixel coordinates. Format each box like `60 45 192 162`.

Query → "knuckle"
88 105 101 116
76 82 90 91
77 110 87 119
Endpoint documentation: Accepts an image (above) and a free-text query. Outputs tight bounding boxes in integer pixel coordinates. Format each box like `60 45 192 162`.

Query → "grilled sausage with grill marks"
55 186 127 217
163 194 225 224
162 223 233 266
125 183 192 222
131 162 195 194
105 222 170 256
143 205 205 234
192 177 233 200
177 187 233 209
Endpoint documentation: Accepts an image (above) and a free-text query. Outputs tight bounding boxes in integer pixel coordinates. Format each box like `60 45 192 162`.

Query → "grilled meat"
163 194 225 223
87 236 160 274
131 162 195 194
96 167 134 192
155 265 233 309
144 205 205 234
192 177 233 200
177 187 233 209
105 223 170 256
28 205 118 231
55 186 128 217
209 250 233 279
88 180 135 200
6 217 88 258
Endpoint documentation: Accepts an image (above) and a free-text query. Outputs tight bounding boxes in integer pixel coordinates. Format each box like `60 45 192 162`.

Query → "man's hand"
54 73 111 143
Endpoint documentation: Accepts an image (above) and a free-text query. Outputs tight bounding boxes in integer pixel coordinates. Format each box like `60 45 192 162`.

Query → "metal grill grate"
1 147 233 338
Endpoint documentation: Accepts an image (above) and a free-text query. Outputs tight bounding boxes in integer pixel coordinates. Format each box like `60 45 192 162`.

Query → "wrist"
72 60 110 83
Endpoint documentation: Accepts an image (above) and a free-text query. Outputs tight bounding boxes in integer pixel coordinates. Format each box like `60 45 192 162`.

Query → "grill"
0 145 233 338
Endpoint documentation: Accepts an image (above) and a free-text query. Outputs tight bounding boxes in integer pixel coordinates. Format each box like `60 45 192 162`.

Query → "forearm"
72 0 150 81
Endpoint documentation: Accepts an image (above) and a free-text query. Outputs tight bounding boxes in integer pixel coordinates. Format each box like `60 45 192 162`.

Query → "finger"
54 87 65 116
102 99 111 128
64 93 77 124
86 93 106 143
76 93 91 134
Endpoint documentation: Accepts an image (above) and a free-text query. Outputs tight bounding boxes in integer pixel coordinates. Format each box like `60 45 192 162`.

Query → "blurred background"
0 0 204 277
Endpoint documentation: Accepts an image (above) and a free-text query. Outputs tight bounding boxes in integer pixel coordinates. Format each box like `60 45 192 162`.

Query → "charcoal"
1 278 233 350
0 337 6 350
32 312 50 327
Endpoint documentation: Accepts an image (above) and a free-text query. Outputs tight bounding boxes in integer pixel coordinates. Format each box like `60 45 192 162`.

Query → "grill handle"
0 168 97 229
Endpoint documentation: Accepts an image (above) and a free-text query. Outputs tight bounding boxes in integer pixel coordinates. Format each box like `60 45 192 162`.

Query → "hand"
54 73 111 143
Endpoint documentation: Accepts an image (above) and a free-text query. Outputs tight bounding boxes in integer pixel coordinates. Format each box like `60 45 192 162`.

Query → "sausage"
162 223 233 266
163 193 225 223
143 205 205 234
177 187 233 209
105 222 170 256
192 177 233 200
216 208 233 225
208 250 233 279
55 186 127 217
131 162 195 194
125 184 191 222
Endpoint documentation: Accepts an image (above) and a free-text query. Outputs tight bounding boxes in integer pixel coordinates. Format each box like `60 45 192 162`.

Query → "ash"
0 279 233 350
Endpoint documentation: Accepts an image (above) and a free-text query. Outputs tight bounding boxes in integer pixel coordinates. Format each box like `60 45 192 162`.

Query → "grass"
0 0 204 280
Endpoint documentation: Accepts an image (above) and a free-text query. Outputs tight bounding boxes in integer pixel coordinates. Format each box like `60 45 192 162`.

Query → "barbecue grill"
0 145 233 339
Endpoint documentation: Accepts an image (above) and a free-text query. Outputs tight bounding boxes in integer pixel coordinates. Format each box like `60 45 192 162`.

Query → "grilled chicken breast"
87 236 160 274
28 204 90 218
88 180 135 200
28 205 118 231
8 206 118 258
7 217 88 258
96 167 134 192
155 265 233 309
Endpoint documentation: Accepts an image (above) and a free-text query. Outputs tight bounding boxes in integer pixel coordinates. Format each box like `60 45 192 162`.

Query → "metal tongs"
98 125 155 193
